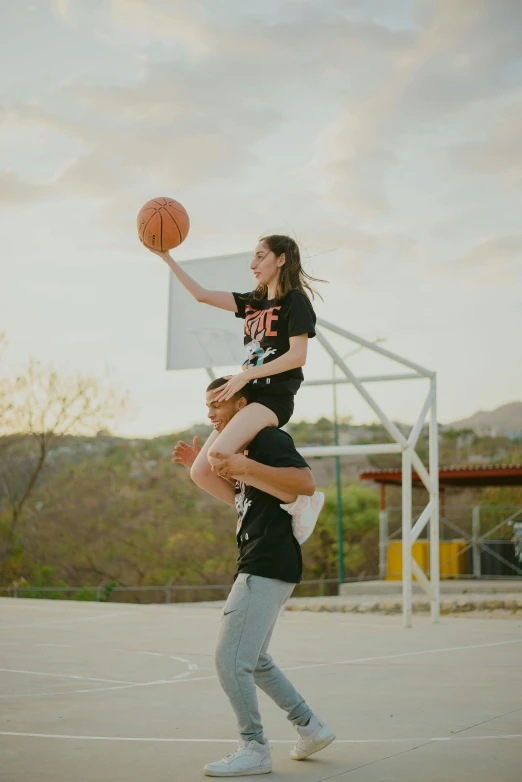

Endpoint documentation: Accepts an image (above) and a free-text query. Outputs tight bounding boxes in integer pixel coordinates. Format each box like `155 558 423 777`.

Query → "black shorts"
249 389 295 428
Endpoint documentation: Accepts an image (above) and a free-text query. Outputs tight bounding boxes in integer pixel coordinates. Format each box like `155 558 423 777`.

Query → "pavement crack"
317 740 435 780
444 705 522 739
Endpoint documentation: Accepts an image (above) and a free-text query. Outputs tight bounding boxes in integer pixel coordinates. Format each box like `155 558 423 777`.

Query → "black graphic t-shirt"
235 427 309 584
232 290 316 394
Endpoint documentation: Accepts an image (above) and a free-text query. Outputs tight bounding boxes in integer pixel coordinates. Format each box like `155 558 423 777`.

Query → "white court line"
137 651 163 657
0 668 136 685
170 655 199 670
4 610 134 630
1 731 521 744
282 638 522 672
0 674 219 700
136 651 199 671
1 638 520 701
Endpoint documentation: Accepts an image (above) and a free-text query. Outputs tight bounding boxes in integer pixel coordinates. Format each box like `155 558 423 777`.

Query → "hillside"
448 401 522 436
0 417 520 599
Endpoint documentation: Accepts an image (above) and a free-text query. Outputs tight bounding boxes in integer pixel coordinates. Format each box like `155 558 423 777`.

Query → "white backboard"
166 251 254 371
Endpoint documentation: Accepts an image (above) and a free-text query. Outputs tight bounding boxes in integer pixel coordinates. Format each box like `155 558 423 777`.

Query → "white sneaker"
281 491 325 545
290 715 336 761
203 739 272 776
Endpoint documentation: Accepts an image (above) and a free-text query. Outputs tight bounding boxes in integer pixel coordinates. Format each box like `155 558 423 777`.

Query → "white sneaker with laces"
290 715 336 760
281 491 325 546
203 739 272 777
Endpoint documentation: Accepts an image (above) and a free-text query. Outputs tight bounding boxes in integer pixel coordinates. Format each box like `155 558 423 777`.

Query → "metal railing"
382 504 522 579
0 577 379 603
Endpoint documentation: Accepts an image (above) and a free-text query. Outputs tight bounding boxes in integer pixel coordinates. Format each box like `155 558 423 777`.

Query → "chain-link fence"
383 504 522 579
0 577 379 604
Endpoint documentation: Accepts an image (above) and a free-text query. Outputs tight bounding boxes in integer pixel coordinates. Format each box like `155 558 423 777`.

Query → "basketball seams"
139 209 158 244
156 198 188 220
163 207 182 245
166 204 189 222
148 198 188 223
138 198 189 251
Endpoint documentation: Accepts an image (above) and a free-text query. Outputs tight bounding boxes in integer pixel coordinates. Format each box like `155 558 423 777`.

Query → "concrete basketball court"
1 598 521 781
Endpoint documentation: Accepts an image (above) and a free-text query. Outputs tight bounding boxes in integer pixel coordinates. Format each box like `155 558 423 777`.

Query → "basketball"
137 197 190 252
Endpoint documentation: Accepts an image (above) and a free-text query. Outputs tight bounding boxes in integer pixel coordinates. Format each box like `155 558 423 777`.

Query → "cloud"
4 0 521 261
313 0 522 213
50 0 214 53
98 0 214 54
0 58 282 203
451 234 522 270
455 100 522 186
0 171 46 206
4 1 412 210
432 233 522 286
50 0 75 24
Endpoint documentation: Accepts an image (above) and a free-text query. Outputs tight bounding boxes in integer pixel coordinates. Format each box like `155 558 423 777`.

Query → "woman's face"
250 242 284 289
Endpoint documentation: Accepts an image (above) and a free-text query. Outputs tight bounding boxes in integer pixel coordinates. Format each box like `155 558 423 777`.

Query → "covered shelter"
360 464 522 580
361 462 522 514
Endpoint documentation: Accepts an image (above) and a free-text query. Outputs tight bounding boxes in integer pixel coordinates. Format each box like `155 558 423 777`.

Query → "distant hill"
447 401 522 435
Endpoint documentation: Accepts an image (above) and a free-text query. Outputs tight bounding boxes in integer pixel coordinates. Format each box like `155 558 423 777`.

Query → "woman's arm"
156 250 237 312
247 334 308 380
213 335 309 401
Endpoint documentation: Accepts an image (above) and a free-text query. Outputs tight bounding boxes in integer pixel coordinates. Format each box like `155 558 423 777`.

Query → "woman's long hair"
250 235 327 302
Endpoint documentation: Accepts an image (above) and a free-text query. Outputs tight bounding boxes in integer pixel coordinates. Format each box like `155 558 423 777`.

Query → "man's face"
206 390 244 433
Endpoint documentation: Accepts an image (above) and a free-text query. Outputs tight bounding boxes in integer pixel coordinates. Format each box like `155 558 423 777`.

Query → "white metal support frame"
298 318 440 627
167 253 439 627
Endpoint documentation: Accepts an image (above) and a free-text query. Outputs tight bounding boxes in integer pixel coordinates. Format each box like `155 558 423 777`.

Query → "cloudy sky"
1 0 521 436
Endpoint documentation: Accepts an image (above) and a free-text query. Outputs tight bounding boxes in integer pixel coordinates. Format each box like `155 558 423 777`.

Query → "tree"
0 333 13 431
0 356 128 577
303 483 380 581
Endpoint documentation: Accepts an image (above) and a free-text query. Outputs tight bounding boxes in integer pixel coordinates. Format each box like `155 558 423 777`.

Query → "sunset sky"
1 0 521 436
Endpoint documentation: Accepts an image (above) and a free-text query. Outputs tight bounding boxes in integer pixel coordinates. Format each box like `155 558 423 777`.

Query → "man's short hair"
206 376 251 404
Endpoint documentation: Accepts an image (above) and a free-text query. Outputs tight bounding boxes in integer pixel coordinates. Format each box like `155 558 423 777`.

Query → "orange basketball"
137 197 190 252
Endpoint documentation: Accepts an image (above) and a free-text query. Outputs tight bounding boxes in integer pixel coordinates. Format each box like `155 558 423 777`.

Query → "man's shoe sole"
203 765 272 776
290 732 336 760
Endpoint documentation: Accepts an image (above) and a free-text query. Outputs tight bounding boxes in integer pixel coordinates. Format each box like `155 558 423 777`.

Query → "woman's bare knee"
206 404 278 468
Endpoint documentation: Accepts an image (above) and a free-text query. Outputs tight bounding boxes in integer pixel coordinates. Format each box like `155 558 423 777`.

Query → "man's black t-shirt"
234 427 309 584
232 290 316 394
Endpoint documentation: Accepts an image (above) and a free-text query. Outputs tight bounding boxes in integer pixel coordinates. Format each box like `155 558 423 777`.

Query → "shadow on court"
1 597 521 781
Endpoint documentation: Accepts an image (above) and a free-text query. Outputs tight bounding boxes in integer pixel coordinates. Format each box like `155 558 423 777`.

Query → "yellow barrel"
386 540 467 580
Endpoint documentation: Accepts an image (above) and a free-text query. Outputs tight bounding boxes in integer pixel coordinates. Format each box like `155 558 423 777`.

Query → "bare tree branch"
0 355 128 569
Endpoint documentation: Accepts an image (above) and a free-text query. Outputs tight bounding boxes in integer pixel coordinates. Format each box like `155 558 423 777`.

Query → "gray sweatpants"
215 573 314 743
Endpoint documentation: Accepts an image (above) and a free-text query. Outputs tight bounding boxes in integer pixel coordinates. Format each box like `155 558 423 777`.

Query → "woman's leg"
208 404 298 502
190 429 235 504
207 403 277 465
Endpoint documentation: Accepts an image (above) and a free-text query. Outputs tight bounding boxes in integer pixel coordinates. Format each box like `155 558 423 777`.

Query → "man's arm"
228 473 296 503
173 443 315 504
245 463 315 499
172 438 236 506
